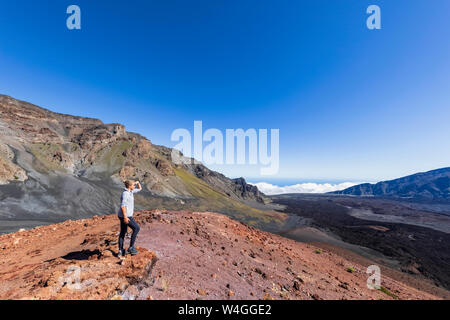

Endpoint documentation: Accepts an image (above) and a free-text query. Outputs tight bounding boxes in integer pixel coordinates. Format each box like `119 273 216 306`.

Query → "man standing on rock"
118 180 142 258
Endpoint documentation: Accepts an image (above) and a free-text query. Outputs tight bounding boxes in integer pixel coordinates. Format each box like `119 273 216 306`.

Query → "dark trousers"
118 216 140 251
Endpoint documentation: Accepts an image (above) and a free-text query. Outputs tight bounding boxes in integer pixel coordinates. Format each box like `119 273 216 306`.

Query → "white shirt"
118 188 141 218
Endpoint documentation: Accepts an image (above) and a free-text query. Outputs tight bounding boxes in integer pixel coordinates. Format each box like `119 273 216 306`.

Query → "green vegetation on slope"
94 140 133 171
29 143 67 173
174 168 287 228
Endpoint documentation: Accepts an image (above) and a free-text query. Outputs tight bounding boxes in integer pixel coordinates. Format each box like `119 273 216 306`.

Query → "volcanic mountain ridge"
0 94 282 234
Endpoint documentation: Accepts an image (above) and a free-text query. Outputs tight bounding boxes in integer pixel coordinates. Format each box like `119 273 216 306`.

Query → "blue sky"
1 0 449 183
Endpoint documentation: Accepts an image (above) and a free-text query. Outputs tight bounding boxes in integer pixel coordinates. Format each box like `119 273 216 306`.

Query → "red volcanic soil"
0 210 442 300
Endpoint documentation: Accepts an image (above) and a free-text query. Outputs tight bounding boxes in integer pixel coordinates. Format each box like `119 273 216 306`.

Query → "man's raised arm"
133 181 142 193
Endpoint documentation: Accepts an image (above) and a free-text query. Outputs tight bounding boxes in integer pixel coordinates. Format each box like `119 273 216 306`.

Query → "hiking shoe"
117 249 126 258
127 247 139 255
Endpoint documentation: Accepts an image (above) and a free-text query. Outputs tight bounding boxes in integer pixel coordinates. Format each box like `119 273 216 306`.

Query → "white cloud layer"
250 181 361 195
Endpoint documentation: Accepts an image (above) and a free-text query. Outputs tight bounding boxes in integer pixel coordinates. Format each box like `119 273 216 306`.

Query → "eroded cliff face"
0 142 27 183
0 95 275 232
0 94 126 177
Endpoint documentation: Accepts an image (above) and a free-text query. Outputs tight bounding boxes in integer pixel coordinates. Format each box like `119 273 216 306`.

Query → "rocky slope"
331 167 450 200
0 210 443 300
0 95 279 233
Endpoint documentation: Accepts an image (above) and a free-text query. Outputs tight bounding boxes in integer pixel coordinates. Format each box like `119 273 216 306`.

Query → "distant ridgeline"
331 167 450 201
